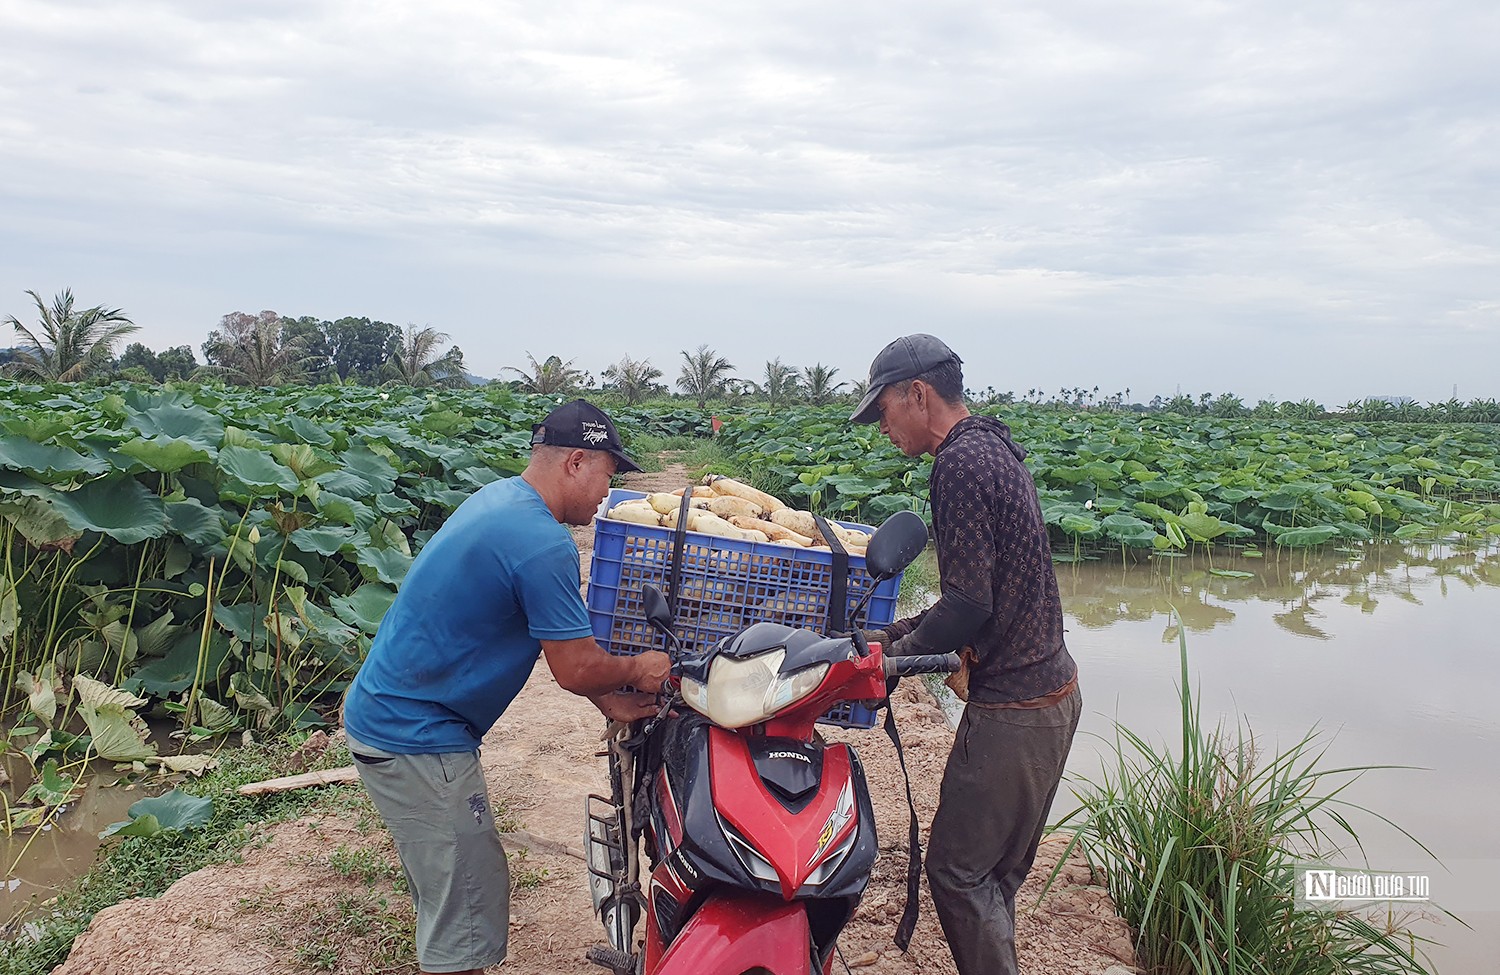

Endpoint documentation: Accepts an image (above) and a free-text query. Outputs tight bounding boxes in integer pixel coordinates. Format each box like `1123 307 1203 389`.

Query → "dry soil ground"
53 461 1137 975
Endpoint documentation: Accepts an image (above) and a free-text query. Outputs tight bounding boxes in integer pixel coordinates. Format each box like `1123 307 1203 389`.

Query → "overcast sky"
2 0 1496 404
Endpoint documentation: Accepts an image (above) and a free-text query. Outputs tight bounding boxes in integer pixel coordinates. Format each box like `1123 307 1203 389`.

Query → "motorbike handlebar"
882 652 963 677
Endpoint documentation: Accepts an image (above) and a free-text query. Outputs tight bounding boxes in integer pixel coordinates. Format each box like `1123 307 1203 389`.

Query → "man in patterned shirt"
851 335 1082 975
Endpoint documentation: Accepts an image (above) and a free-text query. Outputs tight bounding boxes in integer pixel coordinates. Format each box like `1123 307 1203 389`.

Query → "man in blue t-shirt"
343 399 670 975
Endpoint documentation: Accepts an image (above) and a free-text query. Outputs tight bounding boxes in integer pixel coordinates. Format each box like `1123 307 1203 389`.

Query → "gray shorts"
346 732 510 972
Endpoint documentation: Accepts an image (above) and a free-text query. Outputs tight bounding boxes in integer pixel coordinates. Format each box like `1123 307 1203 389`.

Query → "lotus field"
0 381 565 761
715 405 1500 556
2 383 1499 756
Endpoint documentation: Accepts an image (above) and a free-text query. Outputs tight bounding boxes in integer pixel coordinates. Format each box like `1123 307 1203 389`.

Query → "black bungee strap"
811 514 849 633
883 698 923 951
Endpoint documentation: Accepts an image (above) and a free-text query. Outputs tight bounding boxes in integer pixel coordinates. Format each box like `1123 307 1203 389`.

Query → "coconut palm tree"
757 358 801 407
388 325 468 387
801 363 845 406
4 289 138 382
203 314 318 386
677 345 735 408
504 352 588 394
602 355 664 405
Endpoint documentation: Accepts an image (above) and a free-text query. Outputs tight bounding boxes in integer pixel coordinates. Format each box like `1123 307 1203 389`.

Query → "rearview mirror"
864 510 928 579
641 584 674 634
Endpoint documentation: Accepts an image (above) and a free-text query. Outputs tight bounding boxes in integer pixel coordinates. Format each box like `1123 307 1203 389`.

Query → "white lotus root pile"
605 475 871 555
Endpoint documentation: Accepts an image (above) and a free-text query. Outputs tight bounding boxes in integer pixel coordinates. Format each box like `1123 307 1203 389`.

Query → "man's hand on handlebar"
630 650 673 696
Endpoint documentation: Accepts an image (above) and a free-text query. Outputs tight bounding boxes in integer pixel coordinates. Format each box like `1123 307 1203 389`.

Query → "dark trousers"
925 686 1082 975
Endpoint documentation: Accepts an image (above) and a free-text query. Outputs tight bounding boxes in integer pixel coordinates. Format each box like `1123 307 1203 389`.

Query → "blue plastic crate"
587 489 902 729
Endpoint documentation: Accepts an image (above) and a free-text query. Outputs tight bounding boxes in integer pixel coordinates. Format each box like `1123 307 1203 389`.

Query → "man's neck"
521 467 566 523
925 404 971 455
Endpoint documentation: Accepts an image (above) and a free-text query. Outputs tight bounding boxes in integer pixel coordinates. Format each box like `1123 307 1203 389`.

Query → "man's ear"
568 448 588 472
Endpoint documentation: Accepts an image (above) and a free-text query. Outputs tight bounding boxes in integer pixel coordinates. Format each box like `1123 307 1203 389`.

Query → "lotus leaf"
1059 513 1100 537
124 403 224 448
454 466 502 488
289 525 358 556
332 584 397 634
358 547 413 585
229 672 276 726
1274 526 1339 547
155 754 217 776
0 436 111 480
1176 512 1230 542
219 446 299 495
281 415 337 447
3 495 83 547
374 492 419 516
128 632 231 696
22 759 76 807
270 442 340 479
118 436 213 472
100 789 214 838
1100 513 1157 546
330 446 399 495
315 492 376 528
44 476 170 545
2 414 73 442
73 674 156 762
16 662 61 727
213 603 266 645
404 480 470 510
164 497 228 547
1 577 18 646
196 695 238 733
1137 479 1186 500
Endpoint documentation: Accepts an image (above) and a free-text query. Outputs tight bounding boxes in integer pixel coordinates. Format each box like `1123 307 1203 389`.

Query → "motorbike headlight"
679 649 830 728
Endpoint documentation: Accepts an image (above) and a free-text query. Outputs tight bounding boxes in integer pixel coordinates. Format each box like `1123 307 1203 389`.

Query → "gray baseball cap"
850 334 962 424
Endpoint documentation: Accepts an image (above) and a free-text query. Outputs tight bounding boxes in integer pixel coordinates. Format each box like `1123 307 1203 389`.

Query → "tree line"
513 346 853 409
2 290 466 387
6 289 1500 422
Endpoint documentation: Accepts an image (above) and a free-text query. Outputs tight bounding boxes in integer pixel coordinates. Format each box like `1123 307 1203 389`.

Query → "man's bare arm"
540 637 671 697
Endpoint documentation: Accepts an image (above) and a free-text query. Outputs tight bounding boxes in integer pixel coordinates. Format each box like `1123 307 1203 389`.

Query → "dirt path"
53 459 1136 975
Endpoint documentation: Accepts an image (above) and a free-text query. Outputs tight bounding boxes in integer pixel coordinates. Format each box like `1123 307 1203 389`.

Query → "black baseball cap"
530 399 641 473
850 334 962 424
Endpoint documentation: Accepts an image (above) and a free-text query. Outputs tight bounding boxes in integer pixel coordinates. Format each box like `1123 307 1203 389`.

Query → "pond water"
1048 541 1500 974
1 754 145 931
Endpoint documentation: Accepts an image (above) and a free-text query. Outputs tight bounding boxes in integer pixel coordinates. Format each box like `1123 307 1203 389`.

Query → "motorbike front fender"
653 892 811 975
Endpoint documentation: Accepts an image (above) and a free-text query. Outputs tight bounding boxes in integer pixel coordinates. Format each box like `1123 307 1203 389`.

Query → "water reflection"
1058 541 1500 640
1053 540 1500 975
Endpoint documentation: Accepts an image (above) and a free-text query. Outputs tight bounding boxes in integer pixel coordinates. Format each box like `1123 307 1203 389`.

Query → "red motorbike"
585 510 960 975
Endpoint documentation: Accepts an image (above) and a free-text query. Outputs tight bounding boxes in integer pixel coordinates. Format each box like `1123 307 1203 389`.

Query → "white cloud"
2 0 1497 402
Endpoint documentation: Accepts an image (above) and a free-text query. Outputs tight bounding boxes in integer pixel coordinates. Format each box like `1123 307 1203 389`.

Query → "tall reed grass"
1051 616 1444 974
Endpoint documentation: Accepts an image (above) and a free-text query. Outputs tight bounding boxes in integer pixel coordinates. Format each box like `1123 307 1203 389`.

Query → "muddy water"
1050 542 1500 974
1 754 145 929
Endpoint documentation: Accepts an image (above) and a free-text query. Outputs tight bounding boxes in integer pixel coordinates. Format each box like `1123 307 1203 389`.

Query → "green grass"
0 737 377 975
661 439 791 504
507 848 551 891
1049 621 1443 975
896 547 939 617
326 843 401 886
627 434 704 469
